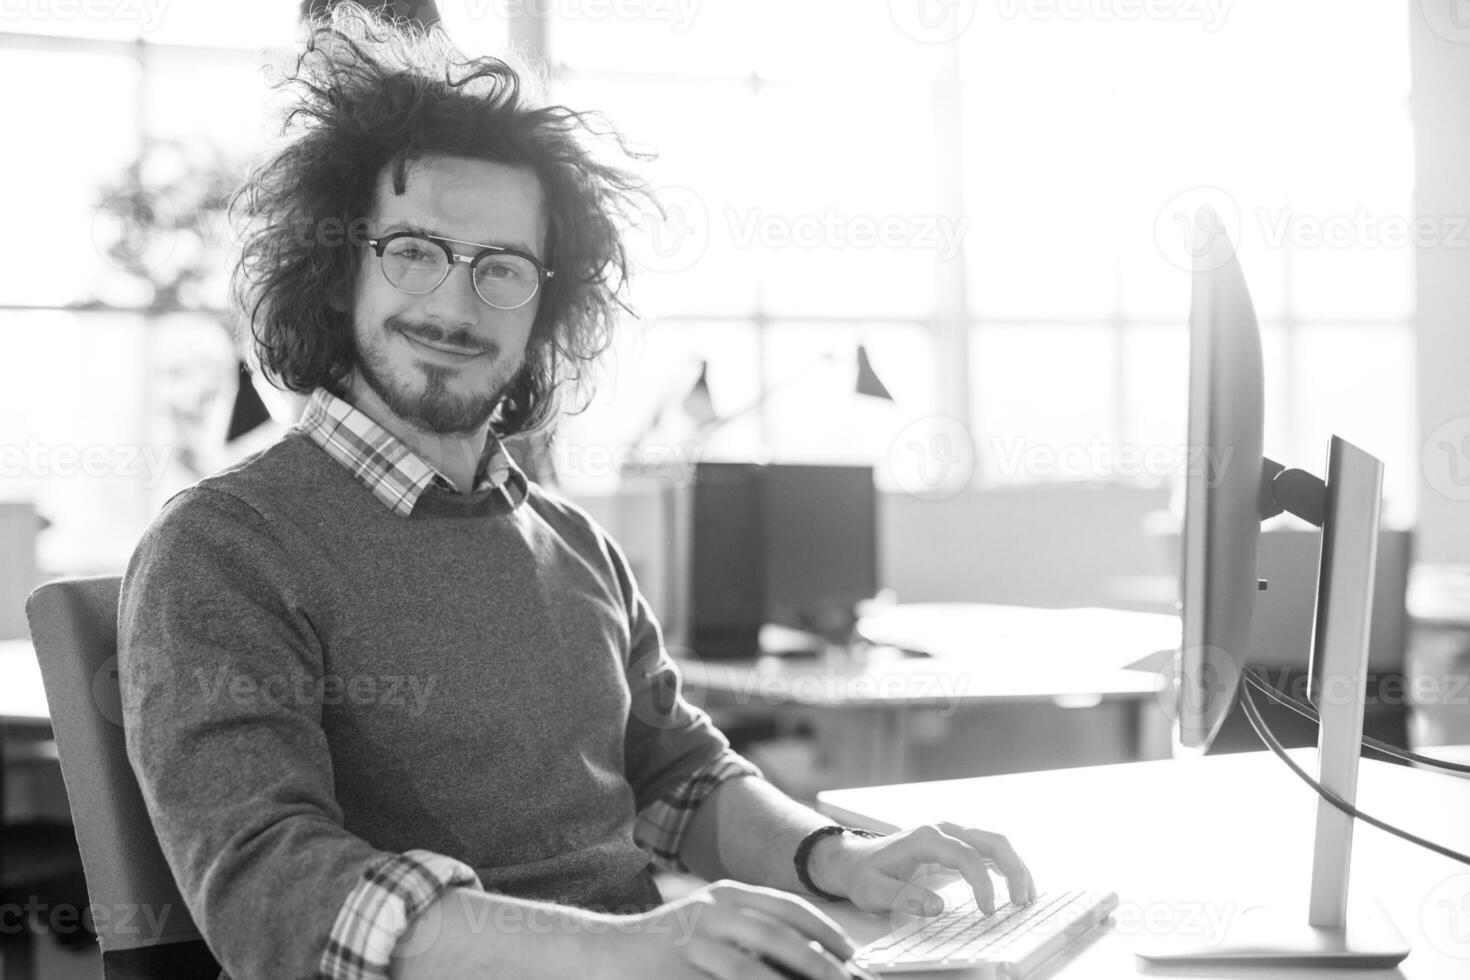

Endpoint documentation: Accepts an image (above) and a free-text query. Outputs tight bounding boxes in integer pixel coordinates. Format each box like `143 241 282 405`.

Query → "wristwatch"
794 825 883 901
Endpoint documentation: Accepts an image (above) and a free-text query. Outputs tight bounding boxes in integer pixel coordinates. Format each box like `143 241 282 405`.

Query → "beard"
352 314 525 436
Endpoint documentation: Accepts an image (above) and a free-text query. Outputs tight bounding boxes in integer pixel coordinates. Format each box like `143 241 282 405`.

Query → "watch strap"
793 825 882 901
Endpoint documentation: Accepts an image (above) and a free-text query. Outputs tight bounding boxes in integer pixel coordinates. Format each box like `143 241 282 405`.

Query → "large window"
0 1 1418 573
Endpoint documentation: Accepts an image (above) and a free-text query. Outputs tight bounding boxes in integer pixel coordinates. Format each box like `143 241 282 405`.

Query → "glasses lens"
380 236 448 293
473 254 540 309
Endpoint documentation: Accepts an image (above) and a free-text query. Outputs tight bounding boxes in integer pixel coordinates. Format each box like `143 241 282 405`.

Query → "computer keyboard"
855 886 1118 976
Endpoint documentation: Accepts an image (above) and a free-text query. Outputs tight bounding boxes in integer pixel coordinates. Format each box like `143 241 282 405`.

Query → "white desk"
679 605 1180 787
816 750 1470 978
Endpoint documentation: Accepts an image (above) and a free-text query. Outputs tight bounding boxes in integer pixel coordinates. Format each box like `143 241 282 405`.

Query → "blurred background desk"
0 638 68 824
676 604 1180 794
1407 565 1470 747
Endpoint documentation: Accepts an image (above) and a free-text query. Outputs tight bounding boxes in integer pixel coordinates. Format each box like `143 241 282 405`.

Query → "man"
118 6 1034 979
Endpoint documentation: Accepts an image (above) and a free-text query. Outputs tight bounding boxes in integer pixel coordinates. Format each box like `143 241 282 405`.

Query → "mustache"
390 317 498 355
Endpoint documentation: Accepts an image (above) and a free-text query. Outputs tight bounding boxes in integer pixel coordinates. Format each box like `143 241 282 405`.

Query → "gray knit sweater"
118 429 741 979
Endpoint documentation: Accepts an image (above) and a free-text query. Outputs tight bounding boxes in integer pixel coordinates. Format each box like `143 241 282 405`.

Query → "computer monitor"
1174 205 1265 752
679 461 878 659
1139 207 1408 966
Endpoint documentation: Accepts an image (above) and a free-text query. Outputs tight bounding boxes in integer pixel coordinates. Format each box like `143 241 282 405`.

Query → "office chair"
25 576 220 980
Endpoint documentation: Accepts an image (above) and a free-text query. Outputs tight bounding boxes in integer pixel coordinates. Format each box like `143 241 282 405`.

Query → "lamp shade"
855 344 895 401
226 360 274 442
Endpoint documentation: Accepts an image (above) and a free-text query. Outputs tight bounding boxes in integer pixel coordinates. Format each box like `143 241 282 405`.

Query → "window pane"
752 80 938 319
0 311 149 572
145 48 280 156
1122 321 1288 491
1293 324 1416 521
553 317 760 494
553 74 760 316
0 51 138 307
548 0 754 75
0 310 241 573
433 0 512 58
751 0 939 83
970 325 1118 483
760 322 933 467
143 2 298 49
1121 322 1189 478
960 1 1409 325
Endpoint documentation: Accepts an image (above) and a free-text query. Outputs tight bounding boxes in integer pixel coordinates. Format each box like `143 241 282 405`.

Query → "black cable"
1243 670 1470 777
1239 680 1470 866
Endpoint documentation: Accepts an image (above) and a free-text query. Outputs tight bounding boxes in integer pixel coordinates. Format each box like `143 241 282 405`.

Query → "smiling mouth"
401 330 489 359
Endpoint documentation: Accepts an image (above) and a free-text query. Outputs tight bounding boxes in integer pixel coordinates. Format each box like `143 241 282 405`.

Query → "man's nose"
421 257 484 324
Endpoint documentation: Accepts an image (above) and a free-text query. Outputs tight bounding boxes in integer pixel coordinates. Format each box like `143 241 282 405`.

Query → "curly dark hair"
230 2 655 436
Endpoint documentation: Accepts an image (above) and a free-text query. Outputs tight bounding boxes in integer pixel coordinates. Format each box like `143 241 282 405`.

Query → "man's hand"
608 879 857 980
811 822 1036 916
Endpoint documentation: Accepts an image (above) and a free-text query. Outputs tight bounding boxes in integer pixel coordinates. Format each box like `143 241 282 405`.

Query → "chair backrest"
25 575 219 979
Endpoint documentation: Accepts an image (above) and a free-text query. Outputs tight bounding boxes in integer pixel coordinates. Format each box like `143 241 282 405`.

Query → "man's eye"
479 261 521 280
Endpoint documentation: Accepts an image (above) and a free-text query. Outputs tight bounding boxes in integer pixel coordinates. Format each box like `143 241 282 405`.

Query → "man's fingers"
899 827 997 914
686 935 786 980
712 911 851 980
859 872 947 916
938 822 1036 906
713 882 854 960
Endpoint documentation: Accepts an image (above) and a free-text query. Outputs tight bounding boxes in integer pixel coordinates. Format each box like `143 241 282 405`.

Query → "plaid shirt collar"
296 388 527 517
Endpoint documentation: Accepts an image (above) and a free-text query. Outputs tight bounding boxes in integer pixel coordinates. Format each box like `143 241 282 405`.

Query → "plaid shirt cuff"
634 751 764 874
320 849 482 980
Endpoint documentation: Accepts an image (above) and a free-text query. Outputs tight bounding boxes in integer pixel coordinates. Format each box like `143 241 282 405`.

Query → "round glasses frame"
366 231 555 311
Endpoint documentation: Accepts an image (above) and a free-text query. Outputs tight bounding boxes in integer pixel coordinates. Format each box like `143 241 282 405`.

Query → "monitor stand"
1137 436 1410 968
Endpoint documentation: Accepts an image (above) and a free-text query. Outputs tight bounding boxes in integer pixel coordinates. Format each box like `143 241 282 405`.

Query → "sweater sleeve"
598 530 764 862
119 486 472 980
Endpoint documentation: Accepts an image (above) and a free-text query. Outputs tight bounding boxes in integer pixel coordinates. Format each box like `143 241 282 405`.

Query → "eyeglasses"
365 231 554 310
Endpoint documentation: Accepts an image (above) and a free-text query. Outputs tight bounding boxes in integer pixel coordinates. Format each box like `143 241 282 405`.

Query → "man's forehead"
371 156 547 251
